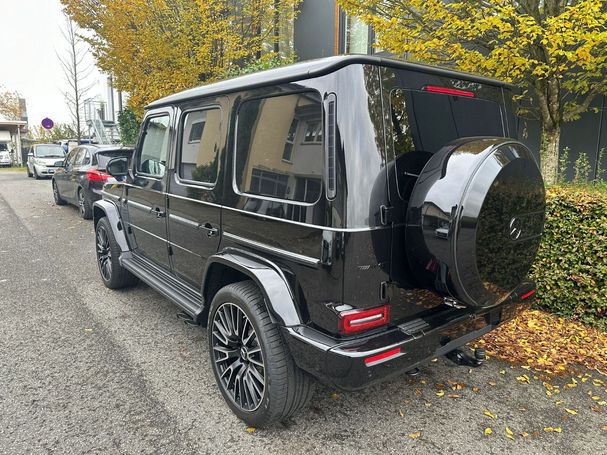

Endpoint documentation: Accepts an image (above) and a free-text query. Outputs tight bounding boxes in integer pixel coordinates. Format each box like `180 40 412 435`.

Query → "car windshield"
95 150 133 169
35 145 65 158
0 143 7 151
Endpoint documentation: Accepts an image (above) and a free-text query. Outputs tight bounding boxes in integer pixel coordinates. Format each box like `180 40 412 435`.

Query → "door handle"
200 222 219 237
153 206 166 218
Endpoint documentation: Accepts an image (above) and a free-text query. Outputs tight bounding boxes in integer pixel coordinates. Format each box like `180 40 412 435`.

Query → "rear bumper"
283 299 524 391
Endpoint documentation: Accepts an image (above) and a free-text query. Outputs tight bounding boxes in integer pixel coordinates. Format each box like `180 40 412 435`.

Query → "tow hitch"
446 347 486 368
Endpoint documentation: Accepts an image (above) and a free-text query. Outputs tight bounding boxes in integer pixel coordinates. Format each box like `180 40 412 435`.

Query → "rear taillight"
86 169 110 182
338 305 390 335
422 85 475 98
520 289 536 300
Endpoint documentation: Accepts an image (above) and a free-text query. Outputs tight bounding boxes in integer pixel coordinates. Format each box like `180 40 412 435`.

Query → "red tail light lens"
520 289 536 300
86 169 110 182
423 85 475 98
338 305 390 335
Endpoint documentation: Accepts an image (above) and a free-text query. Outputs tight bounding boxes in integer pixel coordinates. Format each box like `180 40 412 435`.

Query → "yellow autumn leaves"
61 0 301 114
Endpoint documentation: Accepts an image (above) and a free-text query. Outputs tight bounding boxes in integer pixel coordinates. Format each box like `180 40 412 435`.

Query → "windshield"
95 150 133 169
35 145 65 158
0 143 7 151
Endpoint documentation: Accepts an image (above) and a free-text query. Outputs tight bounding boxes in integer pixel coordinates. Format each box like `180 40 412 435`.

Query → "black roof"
147 54 512 109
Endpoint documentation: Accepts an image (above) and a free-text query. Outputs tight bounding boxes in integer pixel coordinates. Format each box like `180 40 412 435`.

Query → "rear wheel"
95 217 138 289
208 281 313 427
78 188 93 219
52 180 67 206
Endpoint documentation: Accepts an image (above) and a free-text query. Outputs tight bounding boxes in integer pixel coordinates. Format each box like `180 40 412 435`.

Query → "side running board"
120 252 205 322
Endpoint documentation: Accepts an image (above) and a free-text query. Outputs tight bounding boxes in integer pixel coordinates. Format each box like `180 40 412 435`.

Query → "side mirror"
106 157 129 178
54 160 65 167
28 152 34 157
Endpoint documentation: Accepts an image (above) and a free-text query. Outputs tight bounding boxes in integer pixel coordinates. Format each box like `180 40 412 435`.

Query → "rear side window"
390 89 503 156
179 108 222 185
137 115 170 177
235 92 323 204
390 89 504 200
96 150 133 169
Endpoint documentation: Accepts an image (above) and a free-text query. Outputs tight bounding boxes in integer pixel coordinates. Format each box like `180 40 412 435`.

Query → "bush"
531 185 607 329
117 108 141 146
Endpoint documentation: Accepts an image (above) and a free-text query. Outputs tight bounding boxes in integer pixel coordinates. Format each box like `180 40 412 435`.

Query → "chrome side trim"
127 200 152 212
223 232 319 268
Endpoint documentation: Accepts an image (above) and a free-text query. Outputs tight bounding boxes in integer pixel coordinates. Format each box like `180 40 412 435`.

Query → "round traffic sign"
41 118 54 130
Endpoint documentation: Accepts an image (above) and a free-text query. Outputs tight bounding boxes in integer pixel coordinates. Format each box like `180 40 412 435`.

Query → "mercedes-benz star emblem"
509 217 523 240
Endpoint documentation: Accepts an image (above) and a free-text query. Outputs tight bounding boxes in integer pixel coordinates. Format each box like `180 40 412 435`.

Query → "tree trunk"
540 125 560 185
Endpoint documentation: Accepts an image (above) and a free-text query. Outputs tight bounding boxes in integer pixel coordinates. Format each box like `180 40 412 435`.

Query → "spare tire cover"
405 138 545 308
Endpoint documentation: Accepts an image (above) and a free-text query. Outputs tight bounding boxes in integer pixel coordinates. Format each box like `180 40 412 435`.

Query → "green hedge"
530 186 607 329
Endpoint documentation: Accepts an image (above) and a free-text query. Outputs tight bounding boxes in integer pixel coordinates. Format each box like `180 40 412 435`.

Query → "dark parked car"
52 145 133 219
92 55 545 427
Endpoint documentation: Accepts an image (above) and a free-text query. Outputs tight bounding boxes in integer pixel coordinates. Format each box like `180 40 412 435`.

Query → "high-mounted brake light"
364 347 402 367
520 289 536 300
338 305 390 335
423 85 475 98
86 169 110 182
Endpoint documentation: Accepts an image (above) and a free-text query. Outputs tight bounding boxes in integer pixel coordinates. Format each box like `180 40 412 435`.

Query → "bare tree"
58 16 94 141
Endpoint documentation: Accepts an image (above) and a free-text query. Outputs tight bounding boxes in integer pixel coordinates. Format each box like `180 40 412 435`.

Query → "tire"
33 166 40 180
78 188 93 219
95 217 138 289
208 281 313 427
52 180 67 206
27 167 32 178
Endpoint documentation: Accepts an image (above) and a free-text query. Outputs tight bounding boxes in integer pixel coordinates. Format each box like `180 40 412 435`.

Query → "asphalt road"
0 170 605 455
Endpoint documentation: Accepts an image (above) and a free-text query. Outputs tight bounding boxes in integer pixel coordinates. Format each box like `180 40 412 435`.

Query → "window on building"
235 92 323 204
179 108 221 184
344 15 370 54
282 118 299 162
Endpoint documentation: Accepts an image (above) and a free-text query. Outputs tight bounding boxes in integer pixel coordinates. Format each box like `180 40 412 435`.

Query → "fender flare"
93 200 130 253
202 248 302 327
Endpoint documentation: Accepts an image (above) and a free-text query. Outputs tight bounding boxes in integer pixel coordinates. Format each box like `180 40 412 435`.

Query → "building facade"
293 1 607 181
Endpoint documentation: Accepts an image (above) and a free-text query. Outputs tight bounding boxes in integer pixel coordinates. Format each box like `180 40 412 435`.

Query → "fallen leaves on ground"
408 431 421 440
543 427 562 433
483 409 496 419
246 427 256 433
478 309 607 376
484 427 493 435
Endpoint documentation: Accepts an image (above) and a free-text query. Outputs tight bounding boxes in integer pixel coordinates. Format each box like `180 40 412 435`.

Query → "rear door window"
235 92 323 204
178 108 222 185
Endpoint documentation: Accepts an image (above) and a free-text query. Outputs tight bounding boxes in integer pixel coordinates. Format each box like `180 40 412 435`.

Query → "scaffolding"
84 98 120 144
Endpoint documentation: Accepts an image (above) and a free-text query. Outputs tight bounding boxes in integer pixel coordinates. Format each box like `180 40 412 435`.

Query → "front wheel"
95 217 138 289
52 180 67 206
32 166 40 180
208 281 313 427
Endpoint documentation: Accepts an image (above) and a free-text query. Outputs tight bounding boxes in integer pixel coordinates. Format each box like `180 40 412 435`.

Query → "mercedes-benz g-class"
93 55 545 427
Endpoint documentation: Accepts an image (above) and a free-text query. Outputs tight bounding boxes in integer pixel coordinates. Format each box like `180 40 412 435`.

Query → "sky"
1 0 105 127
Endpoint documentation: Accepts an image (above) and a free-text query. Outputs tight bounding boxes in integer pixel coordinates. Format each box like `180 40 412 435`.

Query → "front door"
126 111 173 269
167 103 225 287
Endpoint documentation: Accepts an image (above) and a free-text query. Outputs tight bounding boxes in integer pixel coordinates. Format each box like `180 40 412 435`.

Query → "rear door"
125 110 173 269
166 100 226 287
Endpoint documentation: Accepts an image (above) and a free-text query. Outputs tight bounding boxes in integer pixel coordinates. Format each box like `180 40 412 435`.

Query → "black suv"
93 56 545 427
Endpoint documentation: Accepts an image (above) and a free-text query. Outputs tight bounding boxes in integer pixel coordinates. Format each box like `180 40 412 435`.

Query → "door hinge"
380 205 393 226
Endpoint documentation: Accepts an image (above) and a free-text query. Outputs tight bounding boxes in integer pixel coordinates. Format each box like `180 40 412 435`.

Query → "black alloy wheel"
78 189 93 219
208 281 313 427
96 223 112 282
212 302 266 412
95 217 138 289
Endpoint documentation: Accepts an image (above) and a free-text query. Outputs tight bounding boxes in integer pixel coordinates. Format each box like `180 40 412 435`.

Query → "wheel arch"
202 249 302 328
93 200 130 253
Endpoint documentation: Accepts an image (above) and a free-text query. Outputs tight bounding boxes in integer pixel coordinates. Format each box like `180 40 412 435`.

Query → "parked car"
27 143 66 179
92 55 546 427
0 147 11 167
52 145 133 219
